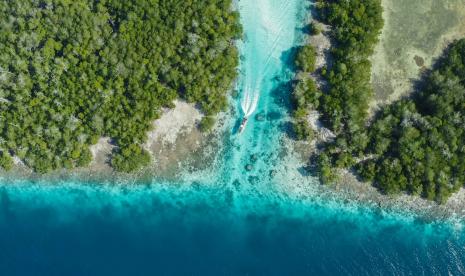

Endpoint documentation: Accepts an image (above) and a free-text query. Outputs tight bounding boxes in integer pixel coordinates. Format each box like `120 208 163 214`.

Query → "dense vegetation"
291 45 320 140
356 39 465 203
294 45 317 73
305 0 383 181
0 0 241 172
316 0 383 134
308 0 465 202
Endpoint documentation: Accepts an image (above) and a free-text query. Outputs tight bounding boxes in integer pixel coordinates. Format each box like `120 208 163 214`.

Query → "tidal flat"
371 0 465 109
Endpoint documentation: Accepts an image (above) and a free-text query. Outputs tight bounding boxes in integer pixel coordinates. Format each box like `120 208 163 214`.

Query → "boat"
238 117 248 134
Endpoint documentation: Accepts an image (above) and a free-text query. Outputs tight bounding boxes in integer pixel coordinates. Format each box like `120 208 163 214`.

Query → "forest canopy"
306 1 465 203
316 0 383 134
0 0 241 172
291 44 320 141
312 17 465 202
356 39 465 203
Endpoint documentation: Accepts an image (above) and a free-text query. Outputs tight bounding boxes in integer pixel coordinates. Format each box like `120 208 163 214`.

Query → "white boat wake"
241 85 259 117
238 85 259 134
237 0 294 133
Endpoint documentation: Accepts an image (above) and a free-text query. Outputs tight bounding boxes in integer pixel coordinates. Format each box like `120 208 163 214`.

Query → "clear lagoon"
1 0 465 274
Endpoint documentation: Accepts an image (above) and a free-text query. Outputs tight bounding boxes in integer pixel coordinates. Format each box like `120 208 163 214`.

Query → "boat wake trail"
241 85 259 117
239 0 293 121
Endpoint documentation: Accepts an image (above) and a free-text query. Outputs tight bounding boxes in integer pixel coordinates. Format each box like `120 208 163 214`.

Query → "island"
0 0 241 173
291 0 465 203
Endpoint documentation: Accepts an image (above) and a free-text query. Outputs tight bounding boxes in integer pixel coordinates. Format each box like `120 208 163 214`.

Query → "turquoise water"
1 0 465 274
218 0 304 188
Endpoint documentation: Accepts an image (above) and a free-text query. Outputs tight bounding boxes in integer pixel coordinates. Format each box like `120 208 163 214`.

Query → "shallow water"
1 0 465 274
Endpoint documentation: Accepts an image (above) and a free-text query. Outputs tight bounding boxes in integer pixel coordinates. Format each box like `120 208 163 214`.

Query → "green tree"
0 151 13 171
111 144 151 173
199 116 216 132
295 45 317 73
0 0 241 173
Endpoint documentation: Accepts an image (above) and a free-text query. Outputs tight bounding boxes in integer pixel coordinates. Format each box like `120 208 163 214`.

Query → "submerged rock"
256 113 266 121
269 170 276 177
245 164 253 171
232 179 241 189
250 154 258 162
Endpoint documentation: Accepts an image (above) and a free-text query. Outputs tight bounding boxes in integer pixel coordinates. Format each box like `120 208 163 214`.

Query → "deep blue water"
0 182 464 275
1 0 465 275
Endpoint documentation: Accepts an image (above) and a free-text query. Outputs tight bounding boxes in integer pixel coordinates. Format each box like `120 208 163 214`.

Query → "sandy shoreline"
278 133 465 222
0 99 211 182
1 97 464 222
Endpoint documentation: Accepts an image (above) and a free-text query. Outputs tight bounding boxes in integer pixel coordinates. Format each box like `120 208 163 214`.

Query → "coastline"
279 134 465 223
4 130 465 224
0 100 216 183
0 0 464 225
2 109 460 224
281 3 465 222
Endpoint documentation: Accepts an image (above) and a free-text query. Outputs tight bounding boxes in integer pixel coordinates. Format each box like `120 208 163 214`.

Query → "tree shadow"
280 46 300 72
